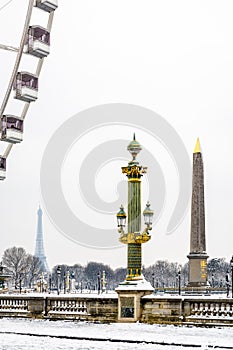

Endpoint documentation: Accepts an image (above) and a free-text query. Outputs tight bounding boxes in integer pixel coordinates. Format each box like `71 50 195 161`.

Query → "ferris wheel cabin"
1 115 23 144
27 26 50 58
0 157 6 180
13 72 38 103
35 0 58 13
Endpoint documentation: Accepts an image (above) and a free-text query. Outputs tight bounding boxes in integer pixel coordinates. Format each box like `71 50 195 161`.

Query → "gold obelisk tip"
194 138 201 153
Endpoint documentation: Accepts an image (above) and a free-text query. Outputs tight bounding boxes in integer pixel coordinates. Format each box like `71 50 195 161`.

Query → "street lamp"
19 274 22 294
211 273 214 288
116 205 126 233
226 270 230 297
101 271 107 293
49 274 52 293
97 272 101 294
143 201 154 231
177 270 181 295
39 273 43 293
116 135 154 282
57 266 61 295
230 256 233 298
152 272 155 289
63 272 66 294
70 271 75 293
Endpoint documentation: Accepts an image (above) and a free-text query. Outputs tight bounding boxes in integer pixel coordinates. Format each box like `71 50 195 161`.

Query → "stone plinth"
187 253 209 289
116 278 153 322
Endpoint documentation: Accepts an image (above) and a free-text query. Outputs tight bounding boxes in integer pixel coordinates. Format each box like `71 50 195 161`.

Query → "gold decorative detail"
126 274 141 280
200 260 207 267
119 232 151 244
128 178 141 182
194 138 201 153
200 260 207 279
122 165 147 178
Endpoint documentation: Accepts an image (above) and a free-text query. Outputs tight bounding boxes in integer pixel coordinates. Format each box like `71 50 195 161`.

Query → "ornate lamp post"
57 265 61 295
97 272 101 294
102 271 107 293
230 256 233 298
80 281 83 293
49 274 52 293
211 273 214 288
40 273 44 293
0 263 10 290
19 274 22 294
63 272 66 294
177 270 181 295
70 271 75 293
115 135 155 322
226 270 230 297
152 272 155 289
116 134 154 282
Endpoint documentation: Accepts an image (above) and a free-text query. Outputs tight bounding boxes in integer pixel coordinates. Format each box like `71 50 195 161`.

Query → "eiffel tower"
34 205 49 273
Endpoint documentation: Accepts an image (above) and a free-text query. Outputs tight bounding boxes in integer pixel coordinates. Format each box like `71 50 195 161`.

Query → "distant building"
34 206 49 273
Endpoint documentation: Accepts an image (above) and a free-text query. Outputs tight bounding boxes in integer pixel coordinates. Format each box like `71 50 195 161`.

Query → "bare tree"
2 247 29 289
26 255 43 289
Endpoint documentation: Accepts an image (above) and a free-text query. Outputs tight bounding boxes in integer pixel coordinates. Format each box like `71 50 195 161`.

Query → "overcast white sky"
0 0 233 270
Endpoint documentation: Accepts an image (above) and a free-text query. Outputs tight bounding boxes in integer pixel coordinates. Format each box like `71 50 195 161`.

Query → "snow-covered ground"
0 319 233 350
0 319 233 349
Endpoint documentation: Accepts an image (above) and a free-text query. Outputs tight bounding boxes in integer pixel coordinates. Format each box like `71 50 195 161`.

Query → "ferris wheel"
0 0 58 180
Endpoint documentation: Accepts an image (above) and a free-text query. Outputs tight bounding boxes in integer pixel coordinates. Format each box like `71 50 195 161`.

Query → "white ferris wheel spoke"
0 0 57 175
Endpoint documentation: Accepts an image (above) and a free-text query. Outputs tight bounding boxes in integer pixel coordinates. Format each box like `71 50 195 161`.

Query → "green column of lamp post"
116 134 154 281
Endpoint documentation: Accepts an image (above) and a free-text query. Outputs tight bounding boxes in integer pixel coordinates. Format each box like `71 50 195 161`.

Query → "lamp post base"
115 277 153 322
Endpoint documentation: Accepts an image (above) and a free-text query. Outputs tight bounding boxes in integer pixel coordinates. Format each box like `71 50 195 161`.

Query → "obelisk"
187 138 209 288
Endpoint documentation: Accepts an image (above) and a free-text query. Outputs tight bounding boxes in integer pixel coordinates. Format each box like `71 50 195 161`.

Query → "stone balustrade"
0 297 28 312
0 294 232 325
48 299 87 315
142 295 233 325
189 301 233 318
